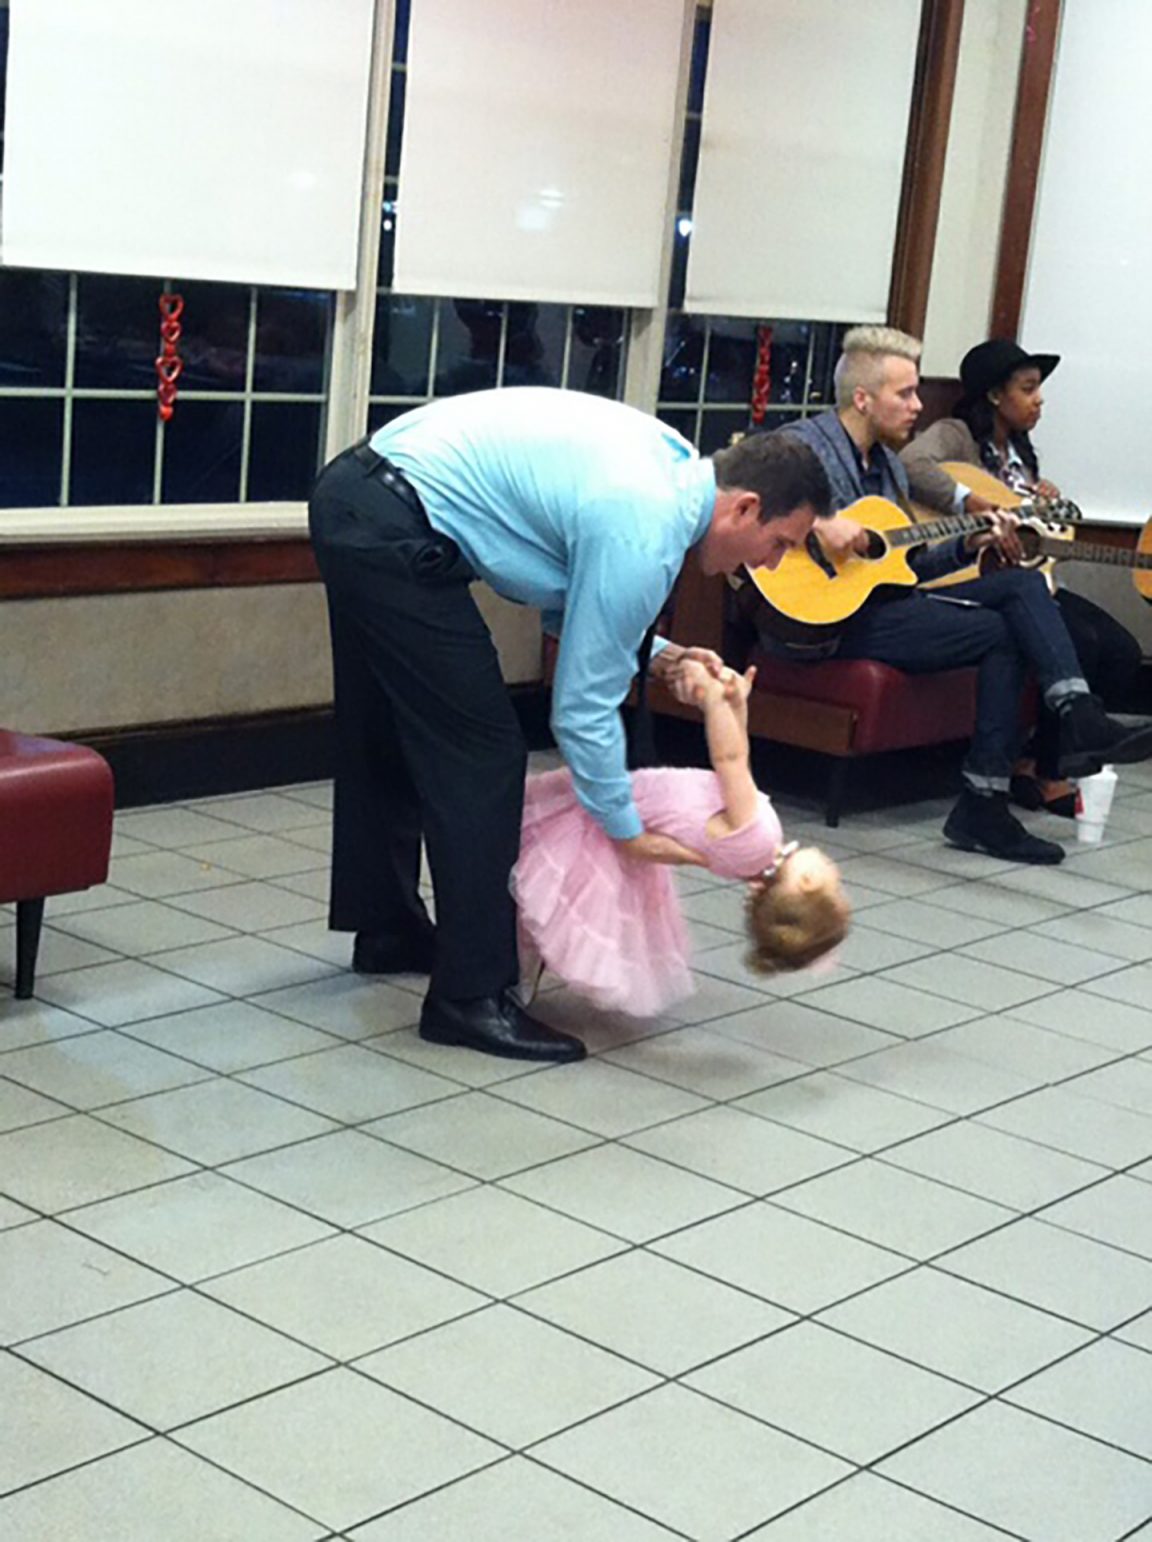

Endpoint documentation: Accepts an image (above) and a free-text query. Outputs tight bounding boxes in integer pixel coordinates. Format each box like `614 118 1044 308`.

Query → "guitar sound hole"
863 529 886 561
1017 526 1042 563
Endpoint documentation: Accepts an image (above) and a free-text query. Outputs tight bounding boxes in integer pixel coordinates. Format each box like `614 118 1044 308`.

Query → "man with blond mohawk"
754 326 1152 862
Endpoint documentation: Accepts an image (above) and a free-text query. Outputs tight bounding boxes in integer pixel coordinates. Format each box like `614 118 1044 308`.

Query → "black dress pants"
309 445 527 1000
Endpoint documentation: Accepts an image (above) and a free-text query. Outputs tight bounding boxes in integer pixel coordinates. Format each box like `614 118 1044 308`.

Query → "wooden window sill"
0 504 317 598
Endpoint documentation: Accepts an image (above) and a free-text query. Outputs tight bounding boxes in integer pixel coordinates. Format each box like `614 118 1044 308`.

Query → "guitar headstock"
1022 494 1083 528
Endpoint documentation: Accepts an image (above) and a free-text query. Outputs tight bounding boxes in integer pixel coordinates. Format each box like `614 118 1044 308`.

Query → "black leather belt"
350 439 427 520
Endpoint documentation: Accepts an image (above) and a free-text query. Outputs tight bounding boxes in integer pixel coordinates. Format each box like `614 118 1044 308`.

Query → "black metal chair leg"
15 897 45 1000
825 759 849 828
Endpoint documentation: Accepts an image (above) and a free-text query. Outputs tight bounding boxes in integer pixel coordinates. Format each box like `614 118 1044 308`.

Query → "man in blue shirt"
309 387 831 1061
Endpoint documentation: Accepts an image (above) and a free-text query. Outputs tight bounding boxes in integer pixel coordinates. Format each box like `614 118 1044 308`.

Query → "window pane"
568 307 624 398
161 400 243 503
75 273 162 389
433 298 500 396
660 312 704 403
385 65 406 179
657 408 698 447
393 0 411 63
253 290 331 394
169 280 251 393
706 318 756 404
368 401 416 434
0 399 63 507
377 196 398 288
70 399 156 506
0 270 68 386
688 11 711 115
677 115 701 213
503 303 563 388
668 216 690 309
371 294 432 396
699 408 748 455
808 321 846 409
247 402 323 500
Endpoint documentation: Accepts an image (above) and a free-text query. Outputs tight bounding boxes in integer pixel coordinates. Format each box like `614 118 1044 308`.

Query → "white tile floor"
3 759 1152 1539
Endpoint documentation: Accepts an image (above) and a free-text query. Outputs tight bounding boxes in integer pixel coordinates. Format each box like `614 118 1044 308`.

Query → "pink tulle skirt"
512 769 693 1017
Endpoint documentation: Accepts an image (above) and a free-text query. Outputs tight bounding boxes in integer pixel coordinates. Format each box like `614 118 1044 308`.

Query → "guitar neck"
1038 533 1152 570
888 511 989 548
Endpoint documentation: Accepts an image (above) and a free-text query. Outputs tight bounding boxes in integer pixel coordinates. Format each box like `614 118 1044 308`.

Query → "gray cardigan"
900 417 982 515
779 411 966 583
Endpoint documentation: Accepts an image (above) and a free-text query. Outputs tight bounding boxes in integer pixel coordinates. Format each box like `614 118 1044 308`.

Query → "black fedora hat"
959 339 1060 403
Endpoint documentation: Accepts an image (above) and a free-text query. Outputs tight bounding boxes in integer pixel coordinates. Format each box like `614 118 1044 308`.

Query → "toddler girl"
513 660 849 1016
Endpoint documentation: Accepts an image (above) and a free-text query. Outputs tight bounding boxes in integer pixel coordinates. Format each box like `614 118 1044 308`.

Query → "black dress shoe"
1057 695 1152 778
944 790 1065 864
420 990 586 1062
353 929 435 976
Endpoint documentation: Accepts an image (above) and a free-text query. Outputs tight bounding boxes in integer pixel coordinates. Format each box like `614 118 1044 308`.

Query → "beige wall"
0 581 543 738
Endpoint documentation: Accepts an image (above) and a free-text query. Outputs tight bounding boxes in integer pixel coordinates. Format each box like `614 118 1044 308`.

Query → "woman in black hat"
903 339 1144 815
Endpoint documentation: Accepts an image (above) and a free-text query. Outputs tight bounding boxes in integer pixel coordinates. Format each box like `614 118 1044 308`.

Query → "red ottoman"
0 732 114 999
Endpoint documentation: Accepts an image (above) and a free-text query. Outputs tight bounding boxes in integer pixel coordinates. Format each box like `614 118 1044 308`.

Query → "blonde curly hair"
745 860 851 975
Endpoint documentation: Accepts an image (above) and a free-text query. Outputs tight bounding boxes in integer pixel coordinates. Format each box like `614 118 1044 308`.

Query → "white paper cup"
1075 766 1117 844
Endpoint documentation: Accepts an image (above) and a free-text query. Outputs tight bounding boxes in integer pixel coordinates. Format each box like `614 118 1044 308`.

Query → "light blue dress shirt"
371 387 716 839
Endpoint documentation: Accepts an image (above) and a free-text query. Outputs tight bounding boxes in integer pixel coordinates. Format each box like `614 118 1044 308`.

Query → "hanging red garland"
750 324 773 425
155 293 185 421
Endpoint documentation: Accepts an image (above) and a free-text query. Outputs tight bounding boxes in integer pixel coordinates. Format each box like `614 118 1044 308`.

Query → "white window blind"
685 0 920 321
1 0 375 289
392 0 687 307
1021 0 1152 523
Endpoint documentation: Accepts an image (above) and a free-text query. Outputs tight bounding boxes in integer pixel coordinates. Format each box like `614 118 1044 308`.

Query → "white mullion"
800 326 817 416
152 280 171 503
59 273 78 506
495 303 509 387
695 318 713 447
238 286 258 499
425 298 442 399
559 305 574 389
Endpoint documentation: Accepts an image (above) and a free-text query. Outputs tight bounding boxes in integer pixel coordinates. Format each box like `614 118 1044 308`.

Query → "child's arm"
688 664 761 833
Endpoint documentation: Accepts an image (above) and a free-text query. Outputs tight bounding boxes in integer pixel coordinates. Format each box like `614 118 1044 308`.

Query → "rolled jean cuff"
1044 676 1089 710
962 771 1011 795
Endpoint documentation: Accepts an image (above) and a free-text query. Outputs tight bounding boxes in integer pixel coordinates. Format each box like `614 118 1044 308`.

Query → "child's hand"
723 665 756 705
666 658 722 708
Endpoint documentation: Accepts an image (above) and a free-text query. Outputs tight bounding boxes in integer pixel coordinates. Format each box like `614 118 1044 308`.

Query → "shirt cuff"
600 804 644 840
951 481 971 513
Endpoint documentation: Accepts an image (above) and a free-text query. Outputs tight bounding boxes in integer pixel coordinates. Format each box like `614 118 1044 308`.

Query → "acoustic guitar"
927 463 1152 601
744 494 993 640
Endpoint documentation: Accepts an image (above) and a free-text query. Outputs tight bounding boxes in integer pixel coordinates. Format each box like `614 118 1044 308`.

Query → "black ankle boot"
943 790 1065 864
1057 695 1152 778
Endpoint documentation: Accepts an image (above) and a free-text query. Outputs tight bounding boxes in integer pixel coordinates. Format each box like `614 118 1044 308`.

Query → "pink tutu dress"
512 767 782 1017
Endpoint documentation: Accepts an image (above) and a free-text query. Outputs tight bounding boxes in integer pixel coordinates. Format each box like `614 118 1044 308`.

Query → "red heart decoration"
155 356 183 383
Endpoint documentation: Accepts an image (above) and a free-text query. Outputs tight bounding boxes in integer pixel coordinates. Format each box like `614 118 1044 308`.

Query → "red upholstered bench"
745 651 978 824
636 563 989 826
0 732 114 999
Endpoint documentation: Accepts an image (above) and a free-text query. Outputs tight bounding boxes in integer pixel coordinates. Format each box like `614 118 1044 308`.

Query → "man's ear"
734 491 762 525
